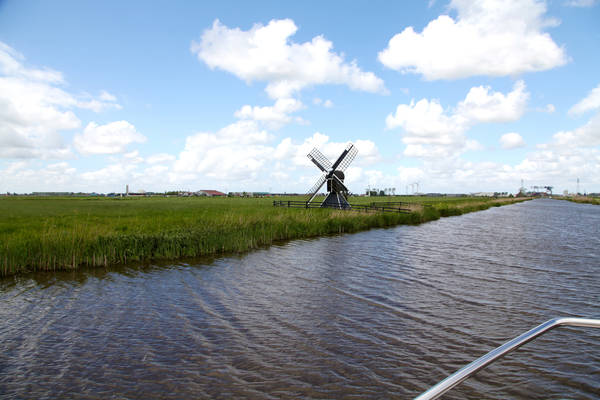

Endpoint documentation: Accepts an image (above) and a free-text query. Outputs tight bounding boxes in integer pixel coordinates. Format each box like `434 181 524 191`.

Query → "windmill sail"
335 144 357 172
306 174 327 203
307 148 332 172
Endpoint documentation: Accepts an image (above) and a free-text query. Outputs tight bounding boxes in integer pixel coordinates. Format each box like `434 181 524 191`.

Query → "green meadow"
0 195 529 276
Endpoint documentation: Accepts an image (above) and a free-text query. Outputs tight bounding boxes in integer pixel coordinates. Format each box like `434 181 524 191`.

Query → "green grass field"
0 195 529 276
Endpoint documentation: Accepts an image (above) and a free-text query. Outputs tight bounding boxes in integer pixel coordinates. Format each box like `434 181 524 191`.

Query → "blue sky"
1 0 599 194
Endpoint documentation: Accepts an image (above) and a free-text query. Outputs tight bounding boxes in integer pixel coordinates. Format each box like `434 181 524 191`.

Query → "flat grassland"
0 195 528 276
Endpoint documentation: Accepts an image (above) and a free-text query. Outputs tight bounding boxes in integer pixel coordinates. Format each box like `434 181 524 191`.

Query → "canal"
1 199 598 399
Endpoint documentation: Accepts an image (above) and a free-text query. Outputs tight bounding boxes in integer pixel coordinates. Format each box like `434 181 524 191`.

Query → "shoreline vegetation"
564 196 600 206
0 196 530 277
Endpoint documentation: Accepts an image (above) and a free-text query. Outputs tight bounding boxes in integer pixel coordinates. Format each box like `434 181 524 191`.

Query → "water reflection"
0 199 598 399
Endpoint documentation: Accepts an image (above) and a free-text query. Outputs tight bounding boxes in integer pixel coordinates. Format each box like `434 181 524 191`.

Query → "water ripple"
0 199 598 399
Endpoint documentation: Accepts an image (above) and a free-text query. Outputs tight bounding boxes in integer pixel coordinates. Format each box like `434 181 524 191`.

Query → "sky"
1 0 599 195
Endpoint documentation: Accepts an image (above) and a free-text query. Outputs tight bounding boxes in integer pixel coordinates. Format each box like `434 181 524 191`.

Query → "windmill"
306 143 358 209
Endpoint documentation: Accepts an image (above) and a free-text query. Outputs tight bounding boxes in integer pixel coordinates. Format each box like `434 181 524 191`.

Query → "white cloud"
144 165 169 177
0 42 64 83
465 139 485 151
564 0 597 7
397 166 426 181
273 132 380 168
270 169 289 182
378 0 567 80
77 96 122 113
192 19 387 99
387 98 466 137
99 90 117 102
146 153 176 164
74 121 146 155
456 81 529 123
514 146 600 190
387 81 528 158
234 97 304 129
500 132 526 149
0 160 78 192
0 75 79 159
81 162 138 185
1 129 380 194
345 168 407 193
386 97 468 158
170 121 380 190
343 166 363 185
122 150 144 164
551 112 600 147
364 169 384 184
0 41 122 160
353 140 381 165
390 109 600 194
313 98 334 108
568 84 600 116
173 120 272 181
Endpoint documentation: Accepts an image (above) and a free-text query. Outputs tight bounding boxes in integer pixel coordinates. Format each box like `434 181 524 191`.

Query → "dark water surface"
1 199 599 399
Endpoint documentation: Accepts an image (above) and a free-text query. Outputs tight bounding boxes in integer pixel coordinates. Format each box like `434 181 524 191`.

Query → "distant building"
197 190 226 197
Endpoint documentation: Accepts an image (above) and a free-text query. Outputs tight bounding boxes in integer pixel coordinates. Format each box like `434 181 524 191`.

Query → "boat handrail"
415 317 600 400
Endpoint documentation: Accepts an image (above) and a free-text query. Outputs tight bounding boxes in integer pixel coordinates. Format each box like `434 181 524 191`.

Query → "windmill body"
306 143 357 209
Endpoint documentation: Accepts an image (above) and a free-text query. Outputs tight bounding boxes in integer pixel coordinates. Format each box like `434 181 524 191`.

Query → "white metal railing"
415 317 600 400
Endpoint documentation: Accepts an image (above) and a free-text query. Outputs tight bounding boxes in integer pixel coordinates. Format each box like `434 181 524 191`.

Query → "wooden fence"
273 200 412 213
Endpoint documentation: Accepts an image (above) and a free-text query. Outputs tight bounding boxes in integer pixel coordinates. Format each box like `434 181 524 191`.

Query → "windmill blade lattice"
306 174 327 201
307 148 332 172
336 144 357 172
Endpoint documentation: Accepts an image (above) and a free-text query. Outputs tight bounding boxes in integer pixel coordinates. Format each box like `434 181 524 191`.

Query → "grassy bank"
564 196 600 206
0 195 529 276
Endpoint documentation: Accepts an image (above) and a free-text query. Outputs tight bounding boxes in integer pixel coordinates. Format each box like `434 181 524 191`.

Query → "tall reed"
0 196 529 276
